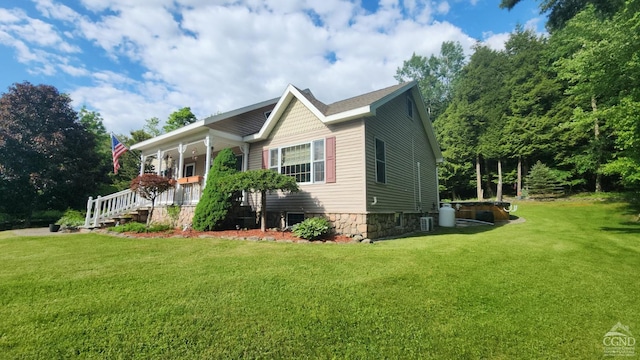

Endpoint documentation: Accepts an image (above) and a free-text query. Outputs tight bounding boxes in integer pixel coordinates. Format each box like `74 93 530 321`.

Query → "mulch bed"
112 228 356 244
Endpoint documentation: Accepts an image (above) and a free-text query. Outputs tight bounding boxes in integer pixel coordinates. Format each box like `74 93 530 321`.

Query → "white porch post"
204 135 212 185
240 143 250 205
156 149 162 176
178 143 185 179
139 154 145 175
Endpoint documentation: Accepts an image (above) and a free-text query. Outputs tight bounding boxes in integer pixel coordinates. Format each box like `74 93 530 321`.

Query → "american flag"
111 134 128 174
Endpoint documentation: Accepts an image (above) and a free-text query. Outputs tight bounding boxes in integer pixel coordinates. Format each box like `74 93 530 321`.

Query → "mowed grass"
1 200 639 359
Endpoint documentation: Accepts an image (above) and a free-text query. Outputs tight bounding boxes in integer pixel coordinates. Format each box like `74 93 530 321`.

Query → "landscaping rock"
361 238 373 244
352 234 364 242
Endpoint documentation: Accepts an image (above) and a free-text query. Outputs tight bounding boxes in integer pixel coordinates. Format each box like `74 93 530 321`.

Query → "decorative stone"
247 236 260 241
263 237 276 241
361 238 372 244
352 234 364 242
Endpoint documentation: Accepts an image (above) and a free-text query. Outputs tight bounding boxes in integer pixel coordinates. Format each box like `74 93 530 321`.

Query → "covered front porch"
84 125 251 228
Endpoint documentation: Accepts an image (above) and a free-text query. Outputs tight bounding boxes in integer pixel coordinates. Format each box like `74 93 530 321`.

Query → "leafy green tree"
500 0 624 31
502 27 563 196
233 169 299 232
0 82 99 223
163 107 197 133
395 41 465 121
144 117 163 137
192 148 239 231
437 45 508 200
78 106 113 194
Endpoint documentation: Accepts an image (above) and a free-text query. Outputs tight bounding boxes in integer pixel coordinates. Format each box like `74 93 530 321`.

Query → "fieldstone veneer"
152 206 424 239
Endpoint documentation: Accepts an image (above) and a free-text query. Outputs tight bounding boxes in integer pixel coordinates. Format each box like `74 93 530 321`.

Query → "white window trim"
184 162 196 177
269 139 326 185
375 138 386 184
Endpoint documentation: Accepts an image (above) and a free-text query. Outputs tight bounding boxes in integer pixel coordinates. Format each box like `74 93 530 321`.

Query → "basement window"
286 213 305 227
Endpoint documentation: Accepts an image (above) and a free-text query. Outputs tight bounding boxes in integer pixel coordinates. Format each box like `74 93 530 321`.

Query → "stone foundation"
150 205 197 228
151 206 425 239
269 211 424 239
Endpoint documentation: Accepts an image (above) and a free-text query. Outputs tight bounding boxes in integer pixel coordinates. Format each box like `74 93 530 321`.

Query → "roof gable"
245 81 417 142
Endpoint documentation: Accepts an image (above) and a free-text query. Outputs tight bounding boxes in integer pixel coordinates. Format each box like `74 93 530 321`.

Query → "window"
395 212 403 227
264 110 272 119
269 140 325 184
406 96 414 119
375 138 386 183
184 163 195 177
286 213 305 227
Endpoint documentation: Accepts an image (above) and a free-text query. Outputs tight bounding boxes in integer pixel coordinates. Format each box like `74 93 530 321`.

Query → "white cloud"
481 31 510 50
2 0 503 134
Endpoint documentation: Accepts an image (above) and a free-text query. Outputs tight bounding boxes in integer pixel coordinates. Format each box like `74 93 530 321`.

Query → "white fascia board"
130 119 206 150
245 85 374 142
323 106 372 123
410 86 444 162
244 85 297 142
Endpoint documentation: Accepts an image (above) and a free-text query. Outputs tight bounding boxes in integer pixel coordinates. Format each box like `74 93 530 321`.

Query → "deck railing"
83 182 204 227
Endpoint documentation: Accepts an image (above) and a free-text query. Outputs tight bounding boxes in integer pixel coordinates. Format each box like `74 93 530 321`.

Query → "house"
85 81 443 239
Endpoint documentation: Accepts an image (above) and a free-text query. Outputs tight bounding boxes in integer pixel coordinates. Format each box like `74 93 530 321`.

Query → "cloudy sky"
0 0 542 134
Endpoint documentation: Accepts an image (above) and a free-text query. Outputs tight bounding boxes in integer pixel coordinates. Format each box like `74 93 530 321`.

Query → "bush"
292 217 331 240
525 161 565 199
166 204 181 228
111 222 173 233
192 148 240 231
56 209 85 228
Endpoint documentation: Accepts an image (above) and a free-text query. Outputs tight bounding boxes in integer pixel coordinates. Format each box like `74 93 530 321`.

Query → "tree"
500 0 624 32
233 169 299 231
163 107 197 133
78 106 113 194
395 41 465 121
130 174 175 226
192 148 240 231
0 82 99 223
502 27 563 196
525 161 565 198
143 117 163 137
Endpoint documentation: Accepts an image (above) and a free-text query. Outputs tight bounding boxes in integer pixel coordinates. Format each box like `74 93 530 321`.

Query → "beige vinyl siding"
365 92 439 212
247 98 366 213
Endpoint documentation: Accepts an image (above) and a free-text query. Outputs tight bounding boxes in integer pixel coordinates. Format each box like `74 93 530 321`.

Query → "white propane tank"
439 203 456 227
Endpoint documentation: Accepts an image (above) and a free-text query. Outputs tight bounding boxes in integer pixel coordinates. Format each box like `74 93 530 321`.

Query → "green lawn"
1 199 638 359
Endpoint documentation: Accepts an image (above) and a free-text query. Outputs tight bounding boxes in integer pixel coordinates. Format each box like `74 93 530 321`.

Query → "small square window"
287 213 305 227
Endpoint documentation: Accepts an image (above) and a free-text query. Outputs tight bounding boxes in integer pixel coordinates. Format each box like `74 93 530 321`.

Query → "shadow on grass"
600 221 640 234
381 217 521 241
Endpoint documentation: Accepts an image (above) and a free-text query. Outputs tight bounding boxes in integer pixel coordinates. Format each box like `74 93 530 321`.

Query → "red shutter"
326 136 336 183
262 149 269 169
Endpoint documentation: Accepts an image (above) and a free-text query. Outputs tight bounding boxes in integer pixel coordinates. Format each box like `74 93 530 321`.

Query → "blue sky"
0 0 542 134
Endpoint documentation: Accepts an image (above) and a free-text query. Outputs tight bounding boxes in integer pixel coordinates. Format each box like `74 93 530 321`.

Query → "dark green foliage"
525 161 565 198
0 82 101 223
395 41 465 121
163 107 197 133
500 0 624 32
55 209 85 228
232 169 299 231
192 149 239 231
292 217 330 240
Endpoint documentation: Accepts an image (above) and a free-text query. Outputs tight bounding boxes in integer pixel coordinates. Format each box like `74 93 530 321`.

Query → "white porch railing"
83 182 204 227
84 189 141 228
